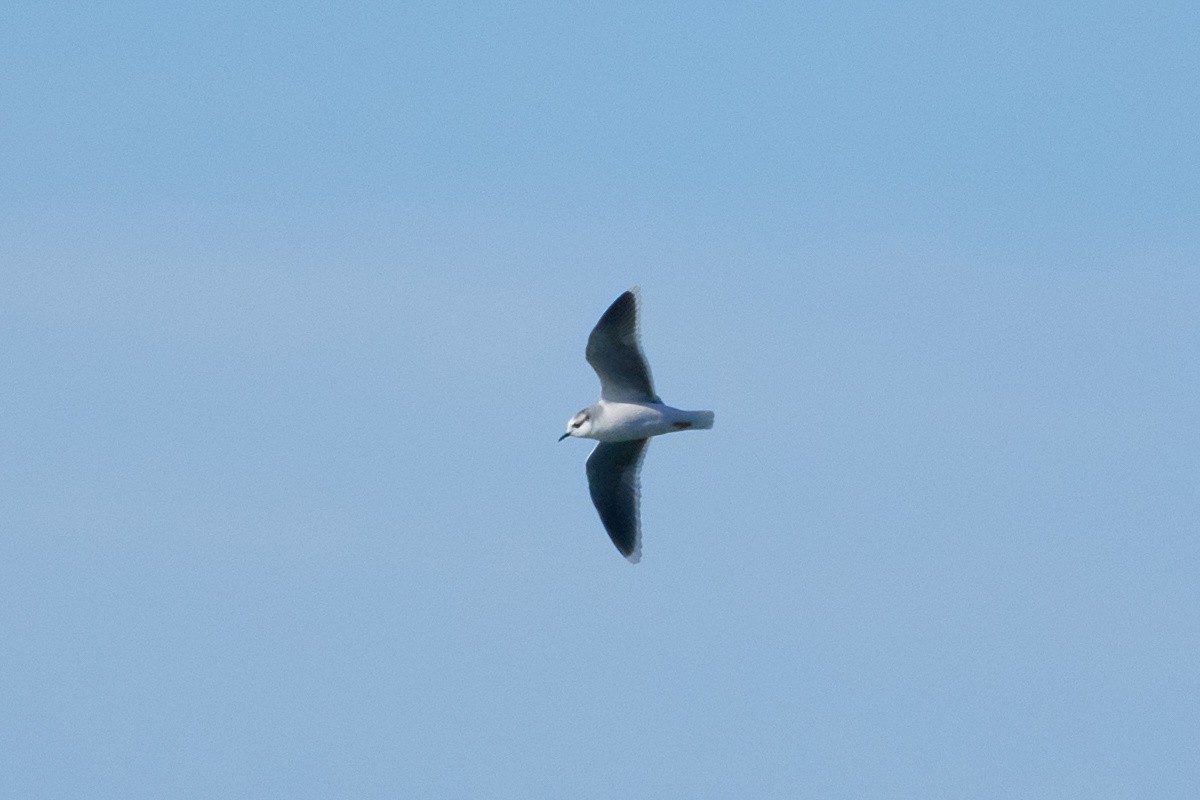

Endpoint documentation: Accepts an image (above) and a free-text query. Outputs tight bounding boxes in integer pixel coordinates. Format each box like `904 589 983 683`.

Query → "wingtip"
616 287 640 307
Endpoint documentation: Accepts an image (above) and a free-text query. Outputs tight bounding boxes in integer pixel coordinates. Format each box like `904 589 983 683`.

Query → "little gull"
560 289 713 563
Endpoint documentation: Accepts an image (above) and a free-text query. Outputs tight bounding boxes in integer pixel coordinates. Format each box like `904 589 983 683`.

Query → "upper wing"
585 290 661 404
585 438 650 563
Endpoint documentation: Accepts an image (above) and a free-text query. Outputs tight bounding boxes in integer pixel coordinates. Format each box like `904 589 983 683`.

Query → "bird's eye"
572 420 583 428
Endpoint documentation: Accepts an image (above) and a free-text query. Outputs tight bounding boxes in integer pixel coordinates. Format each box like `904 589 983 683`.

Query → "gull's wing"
585 438 650 563
586 290 661 404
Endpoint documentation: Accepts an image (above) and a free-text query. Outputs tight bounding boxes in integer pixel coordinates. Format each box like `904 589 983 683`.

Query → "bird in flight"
560 289 714 563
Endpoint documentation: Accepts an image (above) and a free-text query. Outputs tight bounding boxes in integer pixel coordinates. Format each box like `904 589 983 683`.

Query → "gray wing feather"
585 290 661 404
585 438 650 563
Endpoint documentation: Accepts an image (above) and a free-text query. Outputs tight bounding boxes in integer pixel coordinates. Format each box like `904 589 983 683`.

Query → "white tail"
689 410 715 430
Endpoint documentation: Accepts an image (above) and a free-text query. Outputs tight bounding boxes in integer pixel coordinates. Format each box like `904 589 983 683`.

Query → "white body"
587 401 715 442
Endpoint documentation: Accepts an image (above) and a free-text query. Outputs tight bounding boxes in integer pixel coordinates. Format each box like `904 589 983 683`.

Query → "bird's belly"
593 402 680 441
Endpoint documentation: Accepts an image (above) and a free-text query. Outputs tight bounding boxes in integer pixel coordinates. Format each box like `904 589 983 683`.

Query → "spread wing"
585 438 650 563
585 290 660 404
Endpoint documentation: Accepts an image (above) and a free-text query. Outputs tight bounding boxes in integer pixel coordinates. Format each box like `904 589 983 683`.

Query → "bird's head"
559 408 595 441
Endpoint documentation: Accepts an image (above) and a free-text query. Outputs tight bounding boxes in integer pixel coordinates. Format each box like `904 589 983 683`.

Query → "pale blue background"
2 3 1197 798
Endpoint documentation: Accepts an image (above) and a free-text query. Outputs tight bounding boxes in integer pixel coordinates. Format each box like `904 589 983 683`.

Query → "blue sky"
2 3 1197 798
